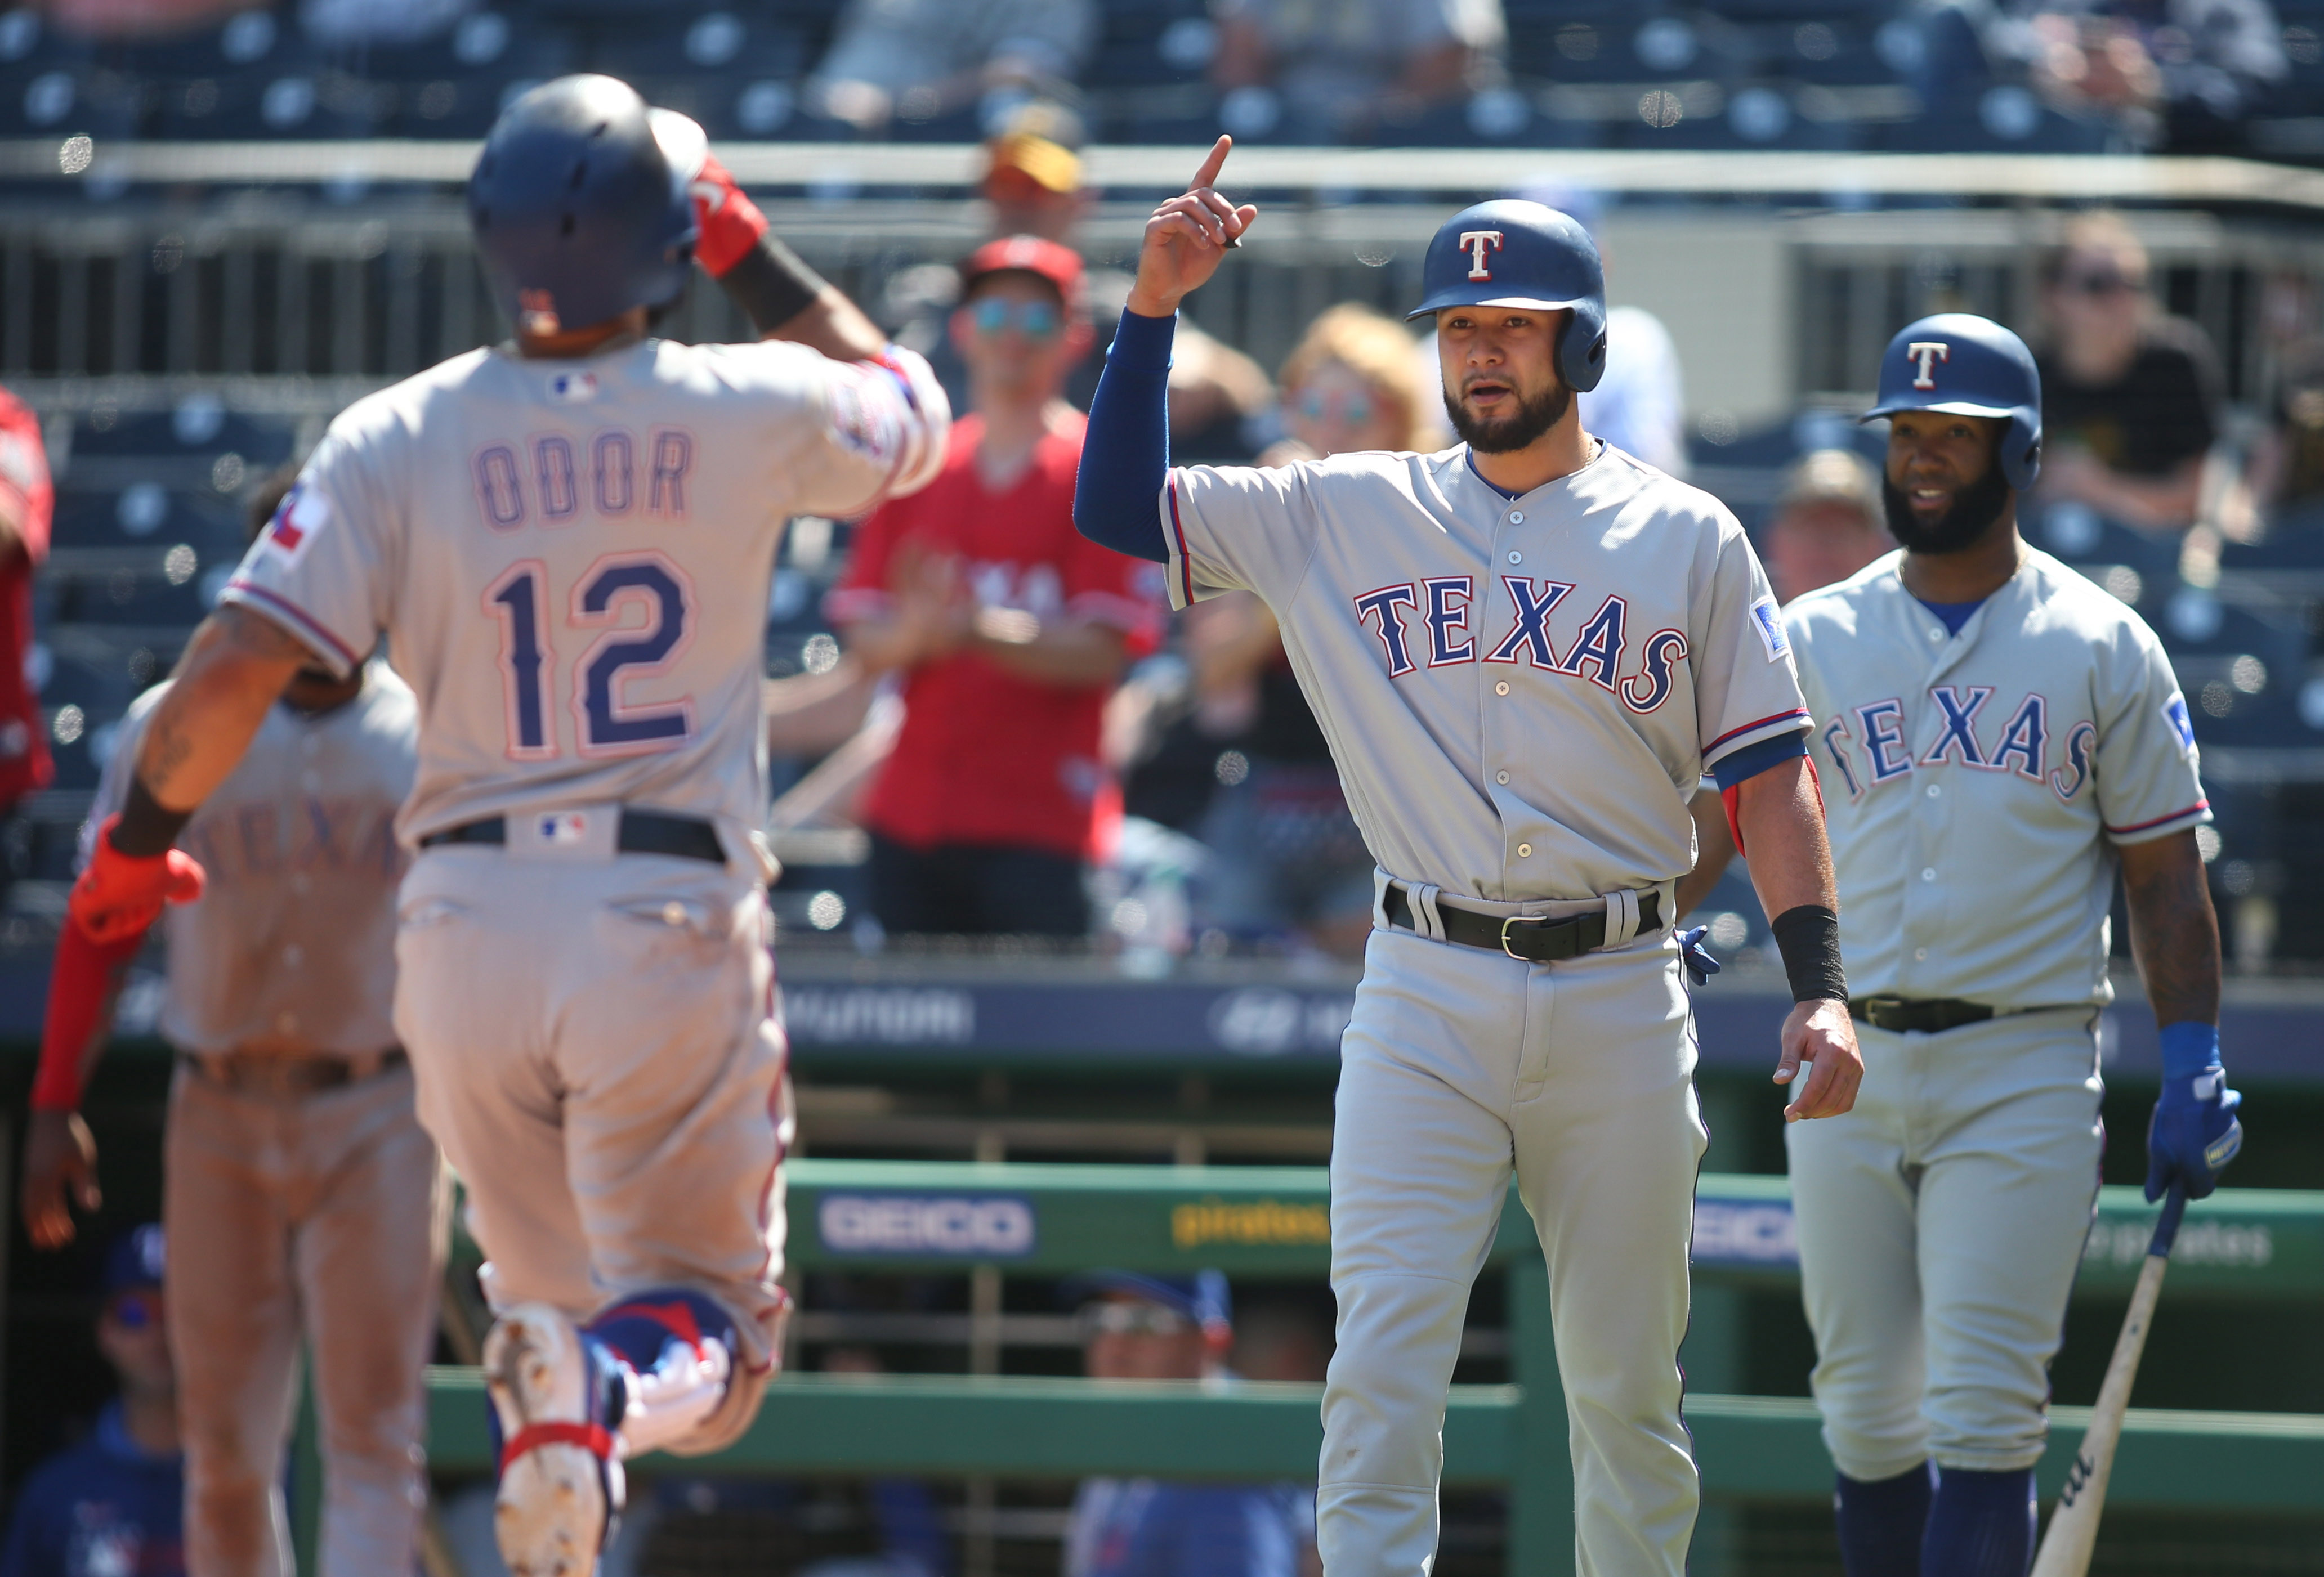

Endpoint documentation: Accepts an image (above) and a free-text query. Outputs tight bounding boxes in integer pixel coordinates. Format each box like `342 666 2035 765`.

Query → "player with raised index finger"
1683 315 2245 1576
44 75 948 1577
1076 137 1865 1577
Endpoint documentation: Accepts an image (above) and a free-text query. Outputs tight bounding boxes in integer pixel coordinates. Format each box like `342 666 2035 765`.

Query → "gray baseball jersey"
1160 437 1806 1577
88 666 418 1056
1162 442 1812 900
220 337 947 849
1785 547 2209 1009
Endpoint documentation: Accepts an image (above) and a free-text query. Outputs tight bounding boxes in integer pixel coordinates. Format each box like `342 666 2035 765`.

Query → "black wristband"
111 776 193 859
717 234 828 338
1769 904 1848 1004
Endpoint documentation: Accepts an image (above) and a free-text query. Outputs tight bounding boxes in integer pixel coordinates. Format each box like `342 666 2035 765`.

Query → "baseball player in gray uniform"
1075 140 1865 1577
25 532 435 1577
46 76 948 1577
1683 315 2244 1576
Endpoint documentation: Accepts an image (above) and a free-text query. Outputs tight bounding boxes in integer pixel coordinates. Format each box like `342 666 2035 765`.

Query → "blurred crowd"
737 110 2290 962
6 0 2321 156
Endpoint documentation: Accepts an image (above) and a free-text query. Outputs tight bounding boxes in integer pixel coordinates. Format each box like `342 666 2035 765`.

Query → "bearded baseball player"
47 75 948 1577
1684 315 2244 1576
1076 140 1865 1576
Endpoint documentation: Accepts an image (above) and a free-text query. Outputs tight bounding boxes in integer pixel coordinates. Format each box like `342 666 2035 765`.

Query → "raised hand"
1127 136 1258 320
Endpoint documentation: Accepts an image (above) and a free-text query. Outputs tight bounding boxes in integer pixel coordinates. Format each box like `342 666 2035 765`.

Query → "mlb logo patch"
1750 598 1790 662
548 370 597 404
266 482 330 559
538 812 591 845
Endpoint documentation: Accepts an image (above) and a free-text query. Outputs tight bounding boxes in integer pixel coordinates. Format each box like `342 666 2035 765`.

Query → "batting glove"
1678 924 1722 989
2145 1021 2243 1203
68 814 205 948
650 107 767 279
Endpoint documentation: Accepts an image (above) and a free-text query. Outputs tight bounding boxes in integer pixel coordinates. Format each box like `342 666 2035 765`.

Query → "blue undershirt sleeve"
1709 729 1809 791
1072 306 1176 565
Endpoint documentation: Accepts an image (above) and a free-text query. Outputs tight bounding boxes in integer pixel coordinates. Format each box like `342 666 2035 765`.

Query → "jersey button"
1517 843 1532 857
1495 681 1510 696
1921 867 1937 881
1509 510 1525 524
1915 947 1929 960
1496 770 1510 785
1928 627 1944 642
1927 784 1941 798
1507 550 1522 565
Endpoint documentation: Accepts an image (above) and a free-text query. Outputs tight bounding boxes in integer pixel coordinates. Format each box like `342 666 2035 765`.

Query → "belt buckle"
1500 915 1540 961
1863 994 1909 1031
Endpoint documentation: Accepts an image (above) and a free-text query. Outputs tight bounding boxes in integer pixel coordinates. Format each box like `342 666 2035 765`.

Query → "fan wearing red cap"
830 235 1159 938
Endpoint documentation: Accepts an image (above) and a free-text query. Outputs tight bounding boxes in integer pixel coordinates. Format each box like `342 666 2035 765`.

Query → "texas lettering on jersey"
1352 575 1690 714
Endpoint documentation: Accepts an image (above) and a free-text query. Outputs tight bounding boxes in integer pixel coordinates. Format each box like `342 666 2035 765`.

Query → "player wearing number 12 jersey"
47 77 948 1577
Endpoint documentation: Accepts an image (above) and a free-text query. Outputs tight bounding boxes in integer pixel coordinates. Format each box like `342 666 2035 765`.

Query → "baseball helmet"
1406 199 1608 393
468 75 697 338
1862 313 2043 491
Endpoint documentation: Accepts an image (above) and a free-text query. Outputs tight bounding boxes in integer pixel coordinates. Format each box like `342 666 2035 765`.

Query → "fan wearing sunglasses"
830 236 1163 938
2034 210 2223 535
1 1225 185 1577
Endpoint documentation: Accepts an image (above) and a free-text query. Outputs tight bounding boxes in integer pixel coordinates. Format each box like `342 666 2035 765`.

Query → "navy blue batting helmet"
1406 200 1608 393
1862 313 2043 491
468 75 696 338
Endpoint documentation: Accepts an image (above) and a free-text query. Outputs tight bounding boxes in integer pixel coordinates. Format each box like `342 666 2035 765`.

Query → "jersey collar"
1460 436 1607 505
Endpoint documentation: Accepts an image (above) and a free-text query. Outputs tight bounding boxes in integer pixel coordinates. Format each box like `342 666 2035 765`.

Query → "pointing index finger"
1188 135 1232 194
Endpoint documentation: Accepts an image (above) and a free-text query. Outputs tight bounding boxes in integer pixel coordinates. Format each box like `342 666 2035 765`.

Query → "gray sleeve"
2094 622 2211 844
80 688 160 870
1692 517 1812 768
1157 462 1325 612
217 423 397 679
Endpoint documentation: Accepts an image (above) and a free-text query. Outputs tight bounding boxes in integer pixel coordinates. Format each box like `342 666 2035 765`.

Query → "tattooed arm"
2119 830 2223 1027
133 606 315 813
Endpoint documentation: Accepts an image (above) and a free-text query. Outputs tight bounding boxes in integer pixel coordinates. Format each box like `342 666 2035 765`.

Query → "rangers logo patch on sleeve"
1749 598 1790 662
266 482 329 559
2164 693 2197 755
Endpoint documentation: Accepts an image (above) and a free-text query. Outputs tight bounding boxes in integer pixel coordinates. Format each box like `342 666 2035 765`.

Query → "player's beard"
1881 464 2013 555
1444 379 1572 454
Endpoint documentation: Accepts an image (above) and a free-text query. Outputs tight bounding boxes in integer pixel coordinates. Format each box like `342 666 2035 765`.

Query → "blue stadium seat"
51 488 246 559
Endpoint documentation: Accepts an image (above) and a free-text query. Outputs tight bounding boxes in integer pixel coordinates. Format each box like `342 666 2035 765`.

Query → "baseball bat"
2028 1182 2189 1577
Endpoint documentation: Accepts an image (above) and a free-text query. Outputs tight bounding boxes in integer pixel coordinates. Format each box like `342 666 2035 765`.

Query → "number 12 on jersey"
486 552 698 760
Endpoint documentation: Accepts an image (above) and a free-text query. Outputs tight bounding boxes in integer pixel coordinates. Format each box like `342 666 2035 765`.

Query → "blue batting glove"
2145 1021 2243 1203
1678 924 1722 990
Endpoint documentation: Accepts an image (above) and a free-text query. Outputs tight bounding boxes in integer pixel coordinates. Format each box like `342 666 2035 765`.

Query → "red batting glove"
687 147 770 278
32 917 144 1112
68 814 205 947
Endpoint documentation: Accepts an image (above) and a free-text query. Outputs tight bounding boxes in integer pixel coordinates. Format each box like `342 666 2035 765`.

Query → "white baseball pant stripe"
392 847 793 1453
165 1059 445 1577
1320 922 1706 1577
1786 1009 2104 1481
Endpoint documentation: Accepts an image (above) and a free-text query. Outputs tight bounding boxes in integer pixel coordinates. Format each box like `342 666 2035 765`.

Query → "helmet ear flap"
1561 315 1608 395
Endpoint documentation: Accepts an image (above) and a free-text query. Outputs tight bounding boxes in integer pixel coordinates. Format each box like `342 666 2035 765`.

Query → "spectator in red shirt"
0 385 53 898
832 236 1160 938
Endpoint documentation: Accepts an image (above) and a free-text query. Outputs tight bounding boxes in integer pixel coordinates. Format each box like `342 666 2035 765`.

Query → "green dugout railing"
412 1162 2324 1576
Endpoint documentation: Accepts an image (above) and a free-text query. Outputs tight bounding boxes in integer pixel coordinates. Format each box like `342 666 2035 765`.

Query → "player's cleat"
484 1303 628 1577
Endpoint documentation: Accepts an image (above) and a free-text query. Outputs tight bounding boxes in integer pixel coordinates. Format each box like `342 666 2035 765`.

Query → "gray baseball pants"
1786 1010 2105 1481
392 846 793 1452
164 1057 445 1577
1319 917 1706 1577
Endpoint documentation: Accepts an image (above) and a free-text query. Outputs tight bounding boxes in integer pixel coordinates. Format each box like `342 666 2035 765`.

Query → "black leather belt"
181 1048 406 1096
1386 884 1661 964
420 810 725 864
1849 996 1994 1033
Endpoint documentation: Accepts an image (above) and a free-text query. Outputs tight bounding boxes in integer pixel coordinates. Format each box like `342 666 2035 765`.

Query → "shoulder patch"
1750 597 1790 662
2164 692 2196 755
266 482 329 561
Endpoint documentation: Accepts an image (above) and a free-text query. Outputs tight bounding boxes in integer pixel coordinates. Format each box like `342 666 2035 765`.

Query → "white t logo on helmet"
1907 341 1951 389
1459 230 1505 281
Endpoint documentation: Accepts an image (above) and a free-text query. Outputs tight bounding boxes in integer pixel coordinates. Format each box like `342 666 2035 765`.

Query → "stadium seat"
51 488 246 560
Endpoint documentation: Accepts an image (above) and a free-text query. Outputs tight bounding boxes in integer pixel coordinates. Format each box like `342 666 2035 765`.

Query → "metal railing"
400 1160 2324 1577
